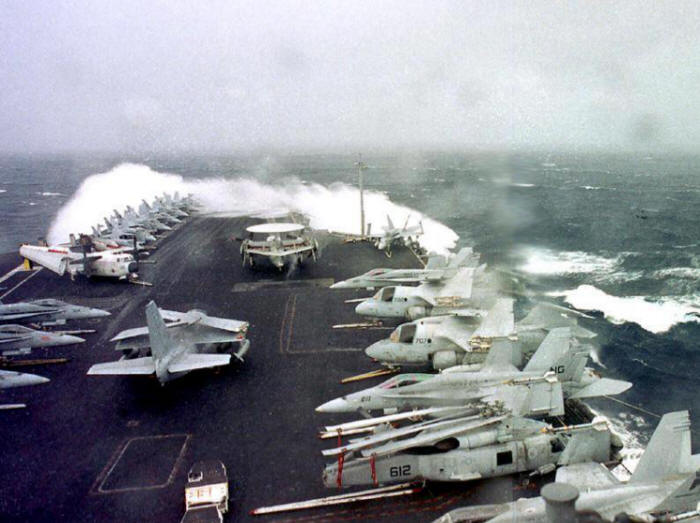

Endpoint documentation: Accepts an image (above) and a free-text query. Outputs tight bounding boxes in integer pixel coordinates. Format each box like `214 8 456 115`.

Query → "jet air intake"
432 350 458 370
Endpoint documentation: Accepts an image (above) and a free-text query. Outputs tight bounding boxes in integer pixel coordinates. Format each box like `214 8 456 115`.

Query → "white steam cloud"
47 163 458 254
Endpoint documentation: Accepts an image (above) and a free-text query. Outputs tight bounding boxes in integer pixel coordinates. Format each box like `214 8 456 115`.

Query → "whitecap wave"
38 191 63 197
652 267 700 280
47 163 459 254
580 185 602 190
549 284 700 333
518 246 620 276
511 182 535 188
0 189 6 194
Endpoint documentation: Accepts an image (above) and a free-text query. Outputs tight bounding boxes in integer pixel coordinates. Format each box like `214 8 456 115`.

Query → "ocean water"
1 151 698 456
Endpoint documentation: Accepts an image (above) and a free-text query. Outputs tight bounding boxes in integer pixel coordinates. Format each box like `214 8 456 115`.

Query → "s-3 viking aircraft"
321 413 615 489
433 411 700 523
0 299 110 326
365 297 516 370
354 264 500 321
88 301 248 385
239 222 319 270
330 247 480 289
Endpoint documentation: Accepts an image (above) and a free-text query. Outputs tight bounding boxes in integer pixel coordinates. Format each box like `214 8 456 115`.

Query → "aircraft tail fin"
386 215 395 230
523 327 572 374
630 410 693 483
145 301 171 363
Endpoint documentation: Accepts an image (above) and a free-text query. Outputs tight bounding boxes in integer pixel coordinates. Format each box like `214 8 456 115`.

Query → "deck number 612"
389 465 411 477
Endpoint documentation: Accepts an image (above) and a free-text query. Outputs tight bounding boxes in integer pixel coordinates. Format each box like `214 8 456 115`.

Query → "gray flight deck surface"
0 217 537 523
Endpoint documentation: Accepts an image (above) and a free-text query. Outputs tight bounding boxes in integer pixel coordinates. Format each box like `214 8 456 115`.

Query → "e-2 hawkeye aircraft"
87 301 248 385
316 328 631 415
239 222 319 270
321 412 616 489
433 411 700 523
0 299 109 326
330 247 480 289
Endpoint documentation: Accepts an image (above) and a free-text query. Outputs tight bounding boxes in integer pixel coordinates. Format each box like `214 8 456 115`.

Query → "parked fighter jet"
434 411 700 523
322 414 615 488
372 215 424 255
87 301 245 385
1 369 50 410
240 222 319 270
0 369 50 389
0 324 84 356
0 299 110 326
355 265 499 321
19 237 139 281
108 306 249 360
330 247 480 290
365 298 516 370
316 328 631 415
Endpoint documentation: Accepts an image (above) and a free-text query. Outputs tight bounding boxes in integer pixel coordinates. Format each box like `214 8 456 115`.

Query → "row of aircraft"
18 192 198 282
313 246 700 521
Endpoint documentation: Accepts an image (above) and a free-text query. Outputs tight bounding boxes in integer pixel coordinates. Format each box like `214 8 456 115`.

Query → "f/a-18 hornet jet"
330 247 480 289
0 324 84 356
434 411 700 523
321 411 616 489
88 301 249 385
0 299 109 326
317 328 631 416
1 369 50 410
354 264 499 321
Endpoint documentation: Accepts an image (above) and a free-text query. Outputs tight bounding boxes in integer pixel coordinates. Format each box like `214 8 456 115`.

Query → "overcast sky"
1 1 699 153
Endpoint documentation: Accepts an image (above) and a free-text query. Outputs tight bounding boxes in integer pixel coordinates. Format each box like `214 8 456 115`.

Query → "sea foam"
46 163 459 254
549 284 700 333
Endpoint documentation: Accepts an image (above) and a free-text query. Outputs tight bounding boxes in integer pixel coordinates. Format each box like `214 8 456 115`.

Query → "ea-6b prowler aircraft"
88 301 248 385
0 324 84 356
0 299 110 326
316 328 631 416
321 413 616 489
433 411 700 523
330 247 480 289
239 222 319 270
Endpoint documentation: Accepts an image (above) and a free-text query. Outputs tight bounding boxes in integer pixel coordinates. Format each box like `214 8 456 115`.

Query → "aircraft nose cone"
22 374 50 387
355 301 373 316
330 281 348 289
60 334 85 345
127 262 138 273
315 397 351 413
364 342 384 360
91 308 111 318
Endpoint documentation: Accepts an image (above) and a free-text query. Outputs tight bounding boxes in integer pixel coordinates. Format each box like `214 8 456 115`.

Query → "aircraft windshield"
378 375 429 389
374 287 395 302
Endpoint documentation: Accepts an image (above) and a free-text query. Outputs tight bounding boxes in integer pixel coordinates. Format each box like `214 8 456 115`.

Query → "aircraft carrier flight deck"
0 216 538 523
